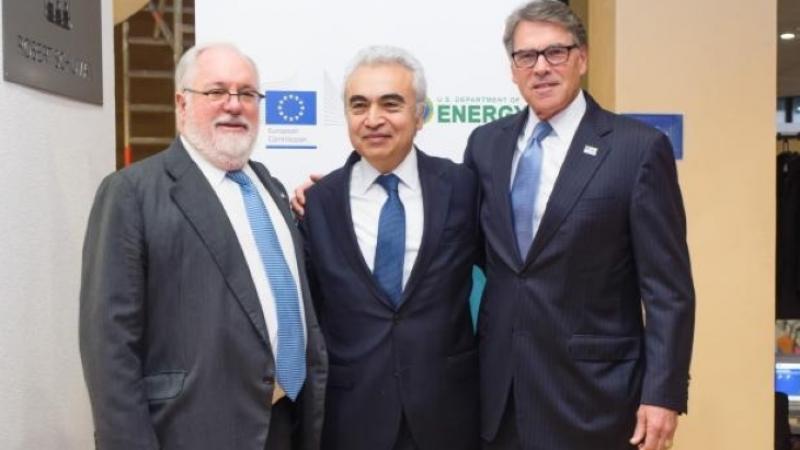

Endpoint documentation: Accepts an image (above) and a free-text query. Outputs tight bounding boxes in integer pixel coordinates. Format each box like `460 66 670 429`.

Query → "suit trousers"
392 414 420 450
266 397 296 449
481 394 521 450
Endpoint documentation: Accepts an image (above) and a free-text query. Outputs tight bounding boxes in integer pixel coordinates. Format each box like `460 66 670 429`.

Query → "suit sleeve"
298 188 324 317
79 174 159 449
629 132 695 413
463 130 487 270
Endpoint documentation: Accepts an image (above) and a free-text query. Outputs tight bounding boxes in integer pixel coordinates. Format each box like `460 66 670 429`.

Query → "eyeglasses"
182 88 264 106
511 44 579 68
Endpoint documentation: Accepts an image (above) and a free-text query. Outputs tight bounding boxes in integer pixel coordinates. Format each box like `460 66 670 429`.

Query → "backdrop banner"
196 0 528 191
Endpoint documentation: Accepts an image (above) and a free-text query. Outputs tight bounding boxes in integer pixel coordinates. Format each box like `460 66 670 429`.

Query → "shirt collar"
521 90 587 145
351 146 421 195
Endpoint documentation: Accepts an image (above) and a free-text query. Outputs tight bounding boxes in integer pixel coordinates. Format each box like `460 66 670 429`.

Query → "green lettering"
497 105 516 118
483 105 497 122
468 105 481 123
452 105 466 123
437 104 450 123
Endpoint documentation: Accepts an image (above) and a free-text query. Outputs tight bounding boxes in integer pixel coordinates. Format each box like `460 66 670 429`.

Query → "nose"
222 93 244 114
364 105 384 128
532 54 552 74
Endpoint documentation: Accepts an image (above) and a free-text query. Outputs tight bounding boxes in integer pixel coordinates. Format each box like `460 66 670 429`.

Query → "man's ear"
175 92 187 128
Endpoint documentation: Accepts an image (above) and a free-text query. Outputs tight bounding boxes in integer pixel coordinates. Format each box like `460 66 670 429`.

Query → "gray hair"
343 45 427 110
174 42 260 90
502 0 587 55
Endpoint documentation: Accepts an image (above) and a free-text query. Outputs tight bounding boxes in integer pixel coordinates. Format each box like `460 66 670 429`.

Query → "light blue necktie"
510 121 552 259
373 174 405 307
226 170 306 401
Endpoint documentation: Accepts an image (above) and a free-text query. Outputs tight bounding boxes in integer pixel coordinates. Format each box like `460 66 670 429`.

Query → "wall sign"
3 0 103 104
624 113 684 159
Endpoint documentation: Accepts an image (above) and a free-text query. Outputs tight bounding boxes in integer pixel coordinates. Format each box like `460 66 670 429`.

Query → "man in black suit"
79 43 327 450
465 2 695 450
300 46 479 450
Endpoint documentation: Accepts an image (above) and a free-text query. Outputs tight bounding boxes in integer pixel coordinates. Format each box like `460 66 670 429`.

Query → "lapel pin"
583 145 598 156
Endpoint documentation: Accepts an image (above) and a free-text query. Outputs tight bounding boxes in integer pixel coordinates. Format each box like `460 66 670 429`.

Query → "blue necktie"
510 121 552 259
373 174 405 306
226 170 306 401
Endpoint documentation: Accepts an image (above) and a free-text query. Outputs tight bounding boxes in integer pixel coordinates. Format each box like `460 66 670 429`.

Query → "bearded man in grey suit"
79 43 327 450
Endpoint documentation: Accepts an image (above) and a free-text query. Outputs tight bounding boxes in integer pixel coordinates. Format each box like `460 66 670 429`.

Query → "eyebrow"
515 43 574 52
348 93 407 105
379 93 406 103
202 82 258 91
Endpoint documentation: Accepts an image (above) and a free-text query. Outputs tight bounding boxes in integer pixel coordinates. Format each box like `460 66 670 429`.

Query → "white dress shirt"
182 136 307 357
350 148 424 289
510 91 587 237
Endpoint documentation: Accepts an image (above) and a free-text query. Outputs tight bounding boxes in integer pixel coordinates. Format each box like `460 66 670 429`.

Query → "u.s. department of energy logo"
422 98 435 124
423 95 524 124
266 91 317 125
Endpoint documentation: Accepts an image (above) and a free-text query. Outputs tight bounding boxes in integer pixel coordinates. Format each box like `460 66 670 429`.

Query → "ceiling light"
781 32 797 40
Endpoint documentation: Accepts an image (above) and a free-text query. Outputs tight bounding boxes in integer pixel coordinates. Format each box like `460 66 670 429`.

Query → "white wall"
196 0 528 192
0 0 115 448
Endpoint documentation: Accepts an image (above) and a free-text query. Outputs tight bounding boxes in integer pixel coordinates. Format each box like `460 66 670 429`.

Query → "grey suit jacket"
79 139 327 450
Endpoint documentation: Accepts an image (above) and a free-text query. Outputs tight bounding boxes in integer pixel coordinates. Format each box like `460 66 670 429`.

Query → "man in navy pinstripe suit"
465 2 695 449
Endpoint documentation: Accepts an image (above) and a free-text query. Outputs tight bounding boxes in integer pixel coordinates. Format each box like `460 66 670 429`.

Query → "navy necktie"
226 170 306 401
510 121 552 259
373 174 405 306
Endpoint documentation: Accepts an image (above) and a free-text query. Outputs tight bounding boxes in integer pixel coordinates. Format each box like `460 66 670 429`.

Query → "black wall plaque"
3 0 103 104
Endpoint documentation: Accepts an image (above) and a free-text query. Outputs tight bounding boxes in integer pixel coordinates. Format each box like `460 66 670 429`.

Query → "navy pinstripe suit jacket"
464 93 695 450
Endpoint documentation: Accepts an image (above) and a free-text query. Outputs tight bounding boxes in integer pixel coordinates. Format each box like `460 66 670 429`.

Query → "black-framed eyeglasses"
511 44 579 68
182 88 264 105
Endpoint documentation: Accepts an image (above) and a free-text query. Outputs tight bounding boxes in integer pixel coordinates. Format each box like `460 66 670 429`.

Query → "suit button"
262 375 274 384
393 371 400 378
393 315 401 324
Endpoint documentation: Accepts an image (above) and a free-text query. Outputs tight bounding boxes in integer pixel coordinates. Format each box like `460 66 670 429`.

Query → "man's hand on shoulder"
290 173 323 218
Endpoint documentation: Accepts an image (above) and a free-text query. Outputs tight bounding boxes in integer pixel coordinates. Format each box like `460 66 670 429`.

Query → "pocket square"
583 145 598 156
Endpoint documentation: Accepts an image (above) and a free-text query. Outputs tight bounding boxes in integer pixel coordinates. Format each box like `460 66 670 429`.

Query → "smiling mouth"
533 81 559 91
363 134 391 142
215 121 249 132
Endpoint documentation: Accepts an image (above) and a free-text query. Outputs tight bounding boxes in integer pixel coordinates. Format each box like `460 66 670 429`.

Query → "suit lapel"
398 149 450 307
320 152 396 309
165 141 271 348
491 110 530 269
524 95 613 268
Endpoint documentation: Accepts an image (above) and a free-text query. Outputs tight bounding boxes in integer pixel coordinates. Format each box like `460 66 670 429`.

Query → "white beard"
182 108 257 171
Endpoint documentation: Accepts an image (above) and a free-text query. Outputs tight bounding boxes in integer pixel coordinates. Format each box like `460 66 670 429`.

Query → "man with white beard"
79 43 327 450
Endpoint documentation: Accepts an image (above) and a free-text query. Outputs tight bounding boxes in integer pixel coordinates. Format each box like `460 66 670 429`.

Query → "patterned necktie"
226 170 306 401
373 174 405 307
510 121 552 260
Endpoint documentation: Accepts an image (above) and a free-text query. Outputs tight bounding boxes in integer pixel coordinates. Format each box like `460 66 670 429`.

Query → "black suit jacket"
464 93 695 450
301 149 480 450
79 139 327 450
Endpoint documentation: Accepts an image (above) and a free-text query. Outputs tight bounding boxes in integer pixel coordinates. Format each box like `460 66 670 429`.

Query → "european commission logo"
265 91 317 125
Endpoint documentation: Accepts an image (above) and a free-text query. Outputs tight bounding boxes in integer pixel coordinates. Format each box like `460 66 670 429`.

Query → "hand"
629 404 679 450
290 173 323 217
